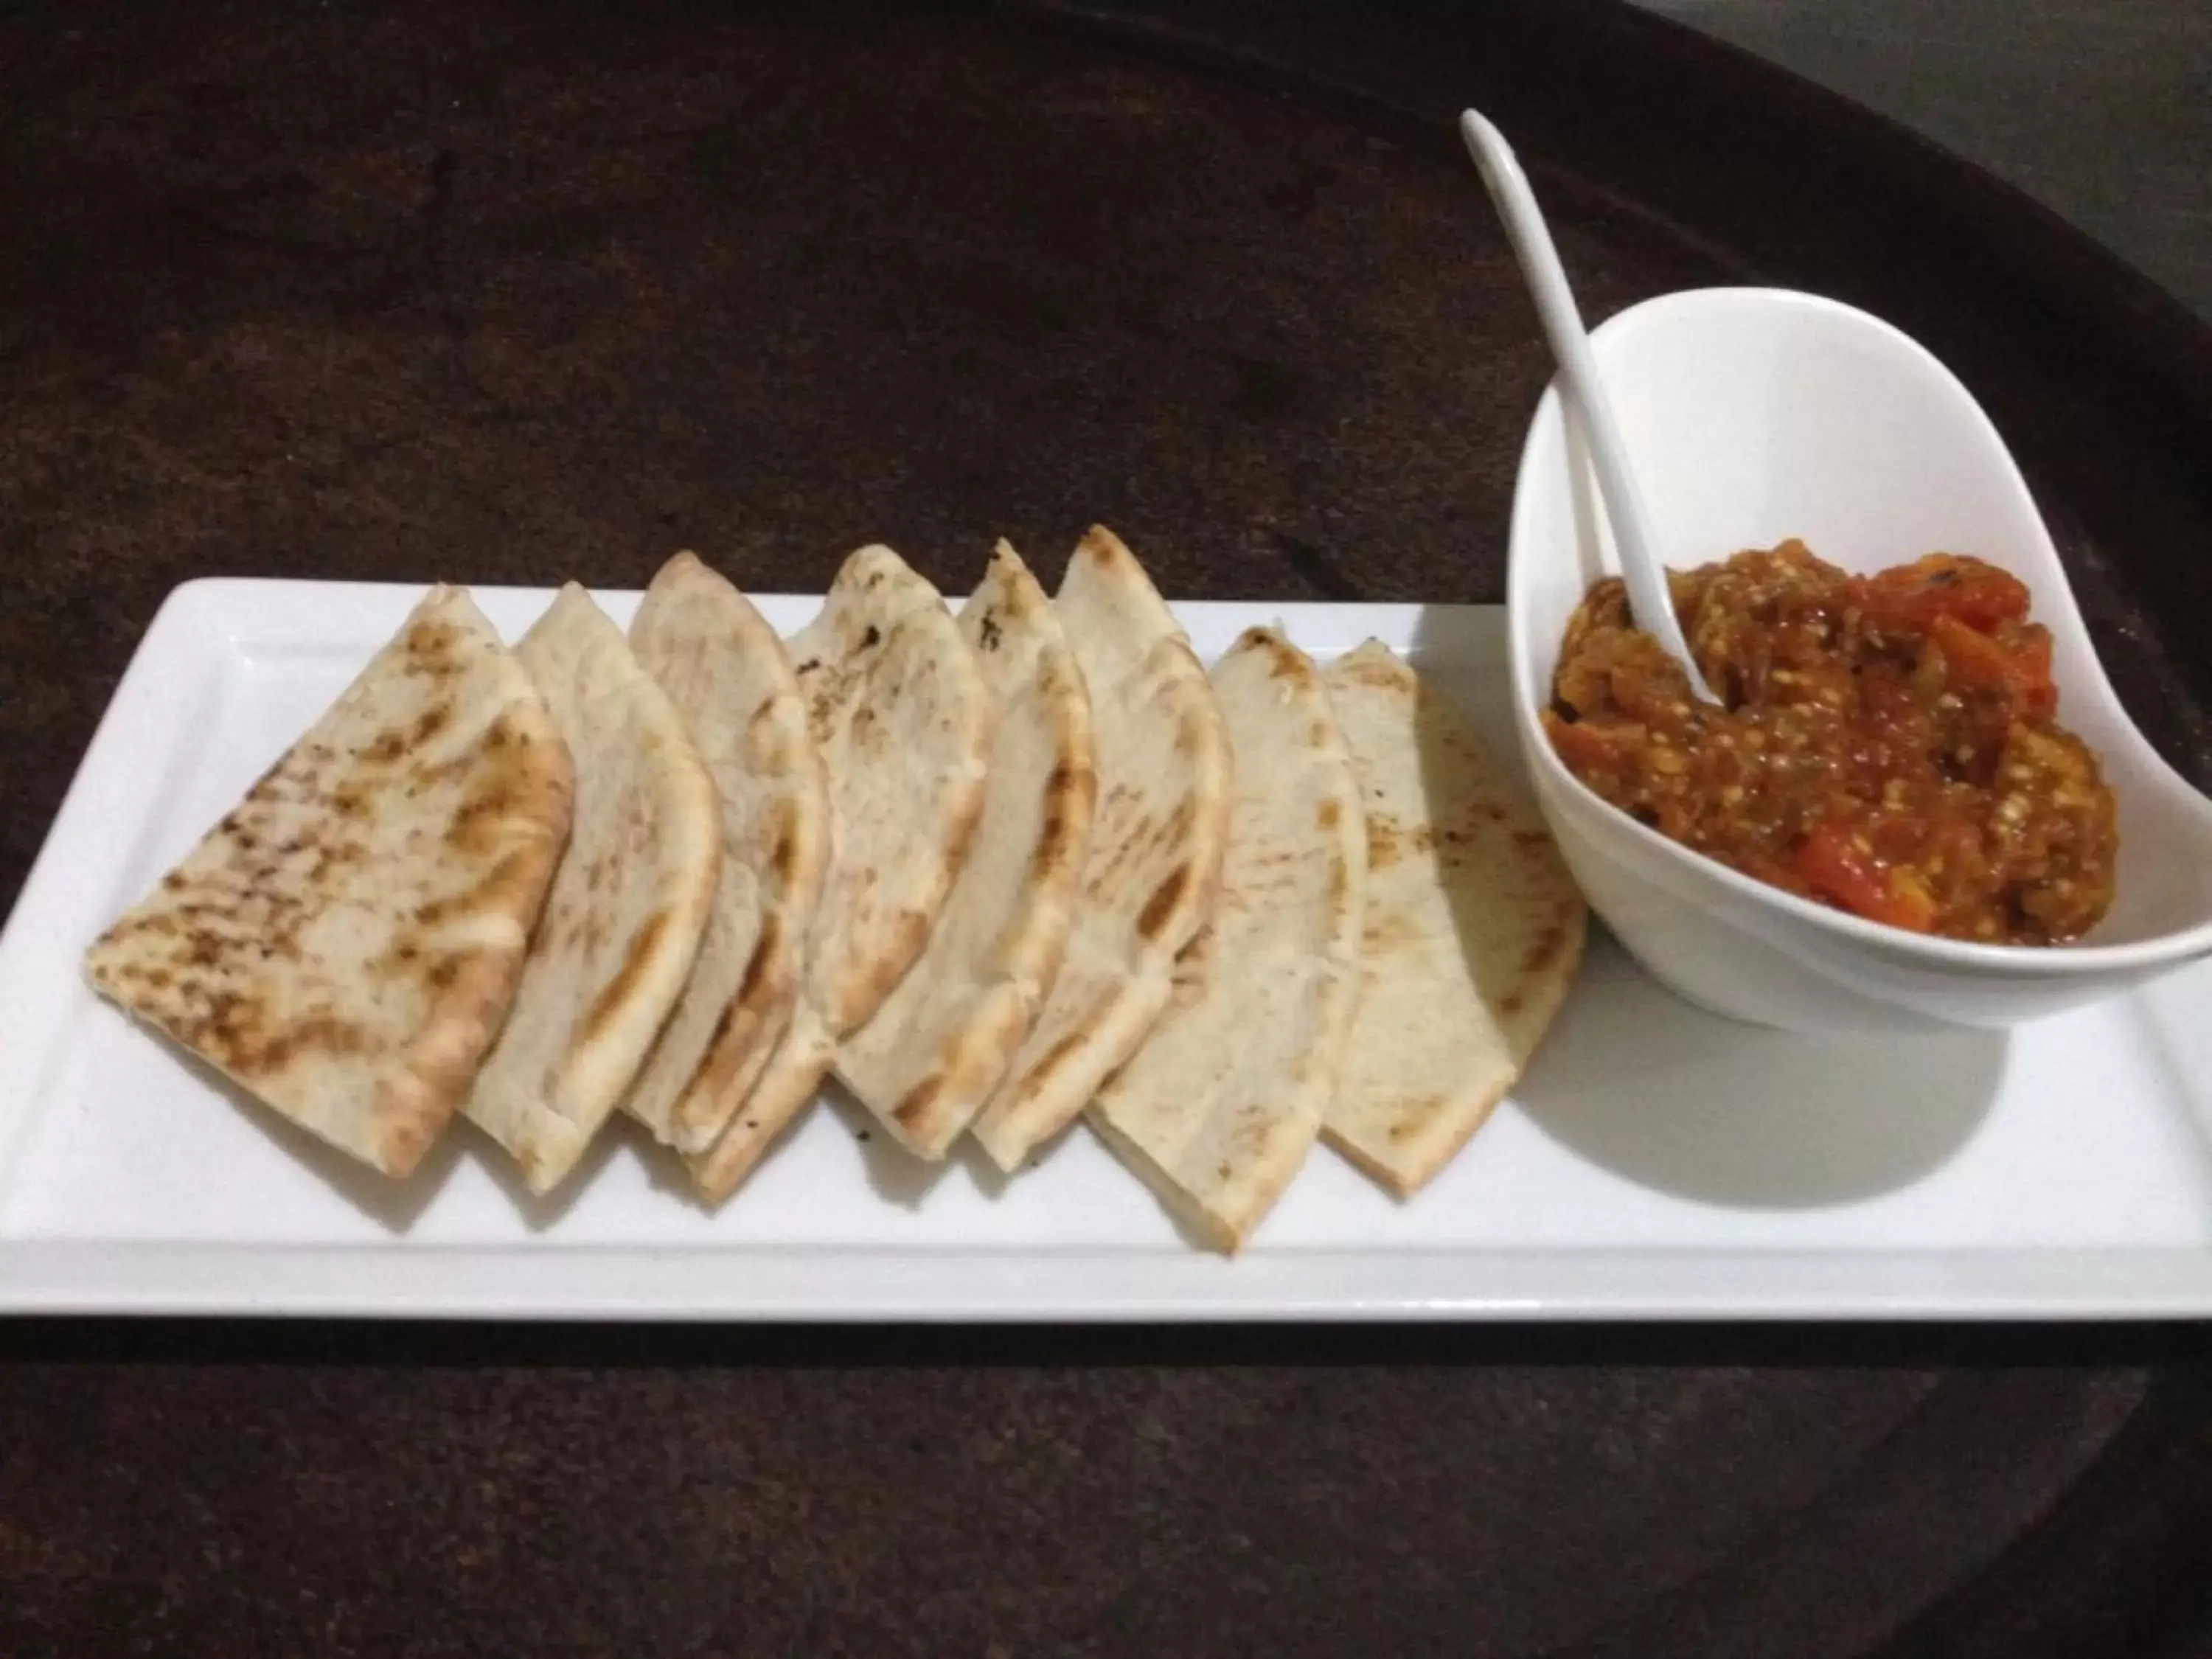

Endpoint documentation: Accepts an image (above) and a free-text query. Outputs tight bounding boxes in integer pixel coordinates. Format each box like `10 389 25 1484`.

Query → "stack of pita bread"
84 529 1586 1250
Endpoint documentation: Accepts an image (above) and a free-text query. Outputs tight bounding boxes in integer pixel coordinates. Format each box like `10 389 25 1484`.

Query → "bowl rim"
1505 284 2212 978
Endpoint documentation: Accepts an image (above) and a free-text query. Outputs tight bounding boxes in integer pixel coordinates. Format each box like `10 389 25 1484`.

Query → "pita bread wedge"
623 554 832 1155
1089 627 1367 1253
465 584 720 1194
688 545 991 1201
838 541 1096 1158
970 526 1232 1172
1321 641 1587 1194
84 586 573 1178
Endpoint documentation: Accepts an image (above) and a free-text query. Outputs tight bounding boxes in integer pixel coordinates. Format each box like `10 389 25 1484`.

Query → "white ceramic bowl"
1506 286 2212 1032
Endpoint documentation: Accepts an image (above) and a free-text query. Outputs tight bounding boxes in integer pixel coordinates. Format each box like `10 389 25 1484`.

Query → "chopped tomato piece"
1792 823 1938 932
2006 627 2058 719
1929 613 2010 687
1858 554 2031 633
1930 613 2056 717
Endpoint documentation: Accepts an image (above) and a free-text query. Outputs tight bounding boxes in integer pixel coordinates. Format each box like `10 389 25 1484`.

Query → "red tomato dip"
1545 540 2118 943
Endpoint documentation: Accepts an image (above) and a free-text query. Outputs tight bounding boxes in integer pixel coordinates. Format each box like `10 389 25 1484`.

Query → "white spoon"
1461 108 1717 704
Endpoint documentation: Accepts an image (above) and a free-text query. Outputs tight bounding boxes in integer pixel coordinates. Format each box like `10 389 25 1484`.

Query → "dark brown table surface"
4 1 2211 1652
1635 0 2212 326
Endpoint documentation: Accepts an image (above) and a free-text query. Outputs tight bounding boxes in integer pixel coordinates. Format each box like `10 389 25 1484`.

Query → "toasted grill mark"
1365 817 1397 869
1097 815 1147 886
487 847 552 910
1366 815 1432 872
1239 628 1306 682
404 617 462 678
1136 864 1192 942
1023 1028 1088 1092
977 612 1003 653
309 840 367 881
769 810 801 888
893 1073 944 1130
243 751 289 796
734 913 782 1012
1074 526 1134 572
411 702 453 745
1317 797 1342 833
444 785 515 852
1099 794 1192 891
1501 991 1526 1015
860 625 882 650
408 750 474 791
178 996 373 1081
260 1012 372 1072
579 909 672 1049
1325 841 1353 912
1387 1102 1439 1141
701 992 742 1057
1523 923 1568 976
882 905 933 990
1030 762 1089 882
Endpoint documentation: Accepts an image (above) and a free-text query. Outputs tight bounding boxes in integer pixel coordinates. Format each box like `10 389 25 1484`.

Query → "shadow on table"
633 1082 1022 1216
181 1048 456 1234
210 1048 630 1236
830 1084 1017 1210
1513 939 2006 1209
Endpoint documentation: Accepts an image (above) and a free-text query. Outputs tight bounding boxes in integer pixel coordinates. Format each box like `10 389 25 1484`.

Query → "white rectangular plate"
4 578 2211 1321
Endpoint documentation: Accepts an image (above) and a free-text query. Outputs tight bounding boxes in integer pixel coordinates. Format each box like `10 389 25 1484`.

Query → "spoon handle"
1461 110 1715 703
